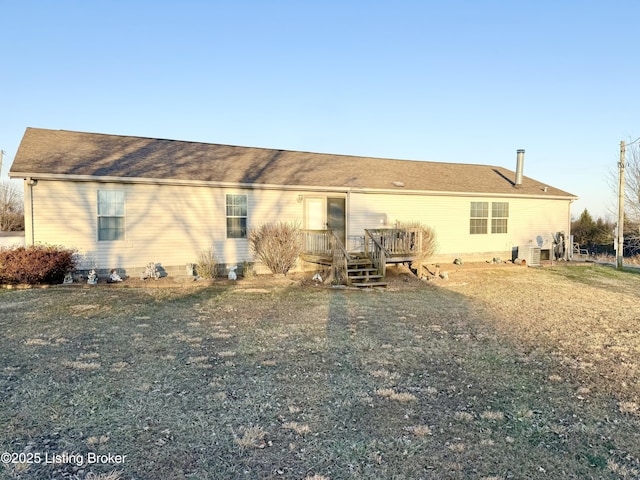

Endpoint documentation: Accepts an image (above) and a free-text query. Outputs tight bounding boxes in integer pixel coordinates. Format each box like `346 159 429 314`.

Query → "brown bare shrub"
196 247 217 279
249 221 303 275
397 221 438 261
0 244 77 284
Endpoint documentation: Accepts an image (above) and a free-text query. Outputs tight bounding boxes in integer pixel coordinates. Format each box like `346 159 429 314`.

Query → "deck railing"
364 230 388 277
303 228 423 284
302 229 351 284
302 229 333 256
365 228 423 257
330 232 351 285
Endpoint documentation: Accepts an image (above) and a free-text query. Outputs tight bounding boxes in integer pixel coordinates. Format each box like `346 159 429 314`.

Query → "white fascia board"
8 172 577 201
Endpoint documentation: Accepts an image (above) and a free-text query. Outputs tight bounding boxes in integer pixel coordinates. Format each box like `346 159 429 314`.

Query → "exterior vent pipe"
515 149 525 187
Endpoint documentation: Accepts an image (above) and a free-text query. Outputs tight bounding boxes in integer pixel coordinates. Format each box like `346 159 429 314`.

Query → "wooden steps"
347 255 387 288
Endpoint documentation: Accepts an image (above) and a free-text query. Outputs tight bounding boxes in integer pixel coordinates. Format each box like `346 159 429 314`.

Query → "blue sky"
2 0 639 221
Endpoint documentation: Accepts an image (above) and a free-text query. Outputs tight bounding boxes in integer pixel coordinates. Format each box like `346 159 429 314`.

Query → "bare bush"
249 222 303 275
397 221 438 261
197 247 217 279
241 260 255 278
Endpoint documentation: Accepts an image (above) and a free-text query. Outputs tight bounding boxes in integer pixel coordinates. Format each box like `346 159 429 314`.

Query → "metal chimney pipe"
515 149 525 187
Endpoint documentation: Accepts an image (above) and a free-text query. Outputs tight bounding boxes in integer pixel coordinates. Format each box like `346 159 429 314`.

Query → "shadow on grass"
0 281 638 479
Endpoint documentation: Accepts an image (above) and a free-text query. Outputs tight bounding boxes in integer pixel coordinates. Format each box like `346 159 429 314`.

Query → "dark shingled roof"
10 128 576 197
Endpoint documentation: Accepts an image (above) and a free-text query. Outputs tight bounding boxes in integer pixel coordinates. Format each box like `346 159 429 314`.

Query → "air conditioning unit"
517 245 541 266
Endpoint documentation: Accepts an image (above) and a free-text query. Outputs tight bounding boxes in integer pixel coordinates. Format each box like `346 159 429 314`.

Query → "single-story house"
9 128 577 279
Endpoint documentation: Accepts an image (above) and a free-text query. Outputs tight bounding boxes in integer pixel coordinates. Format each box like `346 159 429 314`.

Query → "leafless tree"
608 141 640 256
0 182 24 231
622 142 640 225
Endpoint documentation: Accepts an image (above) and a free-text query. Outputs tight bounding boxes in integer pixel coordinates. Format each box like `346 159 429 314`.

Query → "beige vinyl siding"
30 180 310 270
349 192 571 260
29 179 572 270
30 180 97 254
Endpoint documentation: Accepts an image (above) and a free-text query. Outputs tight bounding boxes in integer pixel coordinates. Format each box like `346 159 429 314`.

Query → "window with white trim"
470 201 509 235
469 201 488 234
97 190 125 241
491 202 509 234
226 194 247 238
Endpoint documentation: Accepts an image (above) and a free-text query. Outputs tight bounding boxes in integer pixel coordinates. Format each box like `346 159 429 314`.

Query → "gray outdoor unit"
518 245 541 266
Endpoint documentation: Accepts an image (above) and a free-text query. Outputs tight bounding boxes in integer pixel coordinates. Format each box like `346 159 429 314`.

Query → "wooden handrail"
302 229 351 285
331 231 351 262
366 228 422 256
364 229 390 256
330 231 351 285
364 229 387 277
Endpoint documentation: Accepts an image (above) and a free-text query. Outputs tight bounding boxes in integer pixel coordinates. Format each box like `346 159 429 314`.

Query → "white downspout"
567 199 574 260
25 177 37 245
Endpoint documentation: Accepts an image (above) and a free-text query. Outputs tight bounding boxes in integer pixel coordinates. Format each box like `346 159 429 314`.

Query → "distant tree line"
571 209 614 255
572 208 640 256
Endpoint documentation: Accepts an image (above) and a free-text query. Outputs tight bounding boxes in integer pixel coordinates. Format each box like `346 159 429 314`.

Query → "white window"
470 201 509 235
226 194 247 238
491 202 509 234
98 191 125 241
470 201 488 234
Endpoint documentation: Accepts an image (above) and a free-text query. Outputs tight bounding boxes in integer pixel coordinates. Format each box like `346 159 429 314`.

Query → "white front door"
305 197 326 230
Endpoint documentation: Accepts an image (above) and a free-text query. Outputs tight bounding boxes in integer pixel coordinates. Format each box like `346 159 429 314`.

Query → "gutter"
9 171 578 202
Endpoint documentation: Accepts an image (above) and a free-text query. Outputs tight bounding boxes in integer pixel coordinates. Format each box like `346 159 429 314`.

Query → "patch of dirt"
68 304 101 313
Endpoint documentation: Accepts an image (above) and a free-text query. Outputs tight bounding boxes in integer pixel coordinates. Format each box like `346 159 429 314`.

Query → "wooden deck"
300 230 335 265
301 228 424 286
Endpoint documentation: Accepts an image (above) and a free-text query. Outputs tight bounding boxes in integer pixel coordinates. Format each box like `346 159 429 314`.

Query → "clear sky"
2 0 639 221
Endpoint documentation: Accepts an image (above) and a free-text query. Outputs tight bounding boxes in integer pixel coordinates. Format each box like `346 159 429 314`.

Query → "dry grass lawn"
0 263 639 479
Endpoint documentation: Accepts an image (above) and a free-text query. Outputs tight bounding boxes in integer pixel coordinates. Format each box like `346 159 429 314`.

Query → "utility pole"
617 141 625 270
0 150 4 177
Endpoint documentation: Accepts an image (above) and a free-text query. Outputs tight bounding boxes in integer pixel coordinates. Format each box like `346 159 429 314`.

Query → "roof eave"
8 172 578 200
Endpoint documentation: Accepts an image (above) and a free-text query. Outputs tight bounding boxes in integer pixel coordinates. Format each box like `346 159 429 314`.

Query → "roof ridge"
12 127 576 199
27 127 504 169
